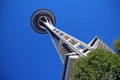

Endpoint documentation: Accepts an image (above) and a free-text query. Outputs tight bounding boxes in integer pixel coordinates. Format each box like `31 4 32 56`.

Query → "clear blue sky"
0 0 120 80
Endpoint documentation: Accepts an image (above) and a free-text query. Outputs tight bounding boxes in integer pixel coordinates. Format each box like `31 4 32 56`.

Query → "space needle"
30 9 114 80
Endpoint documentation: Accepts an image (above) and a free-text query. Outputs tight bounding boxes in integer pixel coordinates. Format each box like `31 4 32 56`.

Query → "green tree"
72 50 120 80
114 38 120 55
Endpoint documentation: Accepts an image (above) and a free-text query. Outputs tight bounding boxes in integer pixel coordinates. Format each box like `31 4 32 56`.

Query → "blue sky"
0 0 120 80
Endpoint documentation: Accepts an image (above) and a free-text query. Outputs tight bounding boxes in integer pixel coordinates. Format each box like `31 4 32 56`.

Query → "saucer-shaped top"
30 9 56 34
